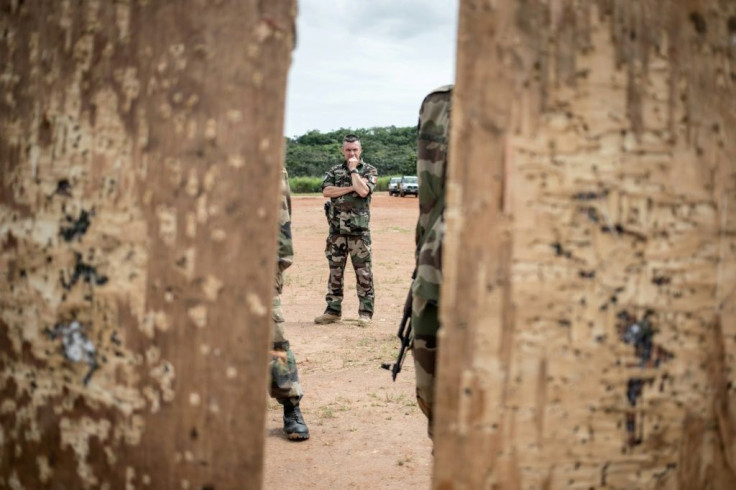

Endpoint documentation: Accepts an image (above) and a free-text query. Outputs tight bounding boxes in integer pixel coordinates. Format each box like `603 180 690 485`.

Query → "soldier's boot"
314 311 341 324
282 400 310 441
357 313 372 327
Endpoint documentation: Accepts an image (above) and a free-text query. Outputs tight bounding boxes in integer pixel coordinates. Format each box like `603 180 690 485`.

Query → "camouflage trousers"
324 233 374 316
270 269 303 405
411 295 440 439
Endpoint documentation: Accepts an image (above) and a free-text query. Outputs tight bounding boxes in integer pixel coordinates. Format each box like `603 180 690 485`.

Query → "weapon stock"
381 289 413 381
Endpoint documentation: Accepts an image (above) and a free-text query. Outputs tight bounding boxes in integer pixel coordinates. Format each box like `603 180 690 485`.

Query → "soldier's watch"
350 169 359 175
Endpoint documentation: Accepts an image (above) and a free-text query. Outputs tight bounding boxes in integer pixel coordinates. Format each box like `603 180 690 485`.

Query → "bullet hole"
190 427 199 440
617 310 674 447
61 252 109 290
579 270 595 279
2 230 18 251
600 223 624 234
584 207 599 223
56 179 72 196
110 331 122 345
20 269 27 278
39 116 52 145
558 318 571 327
573 191 604 200
46 320 98 385
689 12 707 36
60 209 92 242
551 242 572 258
652 276 671 285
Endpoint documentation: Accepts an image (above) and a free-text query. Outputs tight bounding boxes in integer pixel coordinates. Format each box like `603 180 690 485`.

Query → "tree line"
284 125 418 178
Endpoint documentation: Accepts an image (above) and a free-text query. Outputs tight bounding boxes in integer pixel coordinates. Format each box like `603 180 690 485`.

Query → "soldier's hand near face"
347 157 359 170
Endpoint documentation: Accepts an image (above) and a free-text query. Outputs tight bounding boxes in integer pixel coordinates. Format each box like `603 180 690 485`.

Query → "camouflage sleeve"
412 85 453 304
415 86 452 251
278 169 294 270
364 164 378 194
321 166 335 190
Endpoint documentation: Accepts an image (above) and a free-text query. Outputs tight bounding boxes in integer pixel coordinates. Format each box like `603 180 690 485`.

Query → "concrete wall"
0 1 296 488
436 1 736 488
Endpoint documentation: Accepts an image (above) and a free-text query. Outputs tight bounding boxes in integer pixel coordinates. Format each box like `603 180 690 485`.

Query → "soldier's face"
341 142 362 161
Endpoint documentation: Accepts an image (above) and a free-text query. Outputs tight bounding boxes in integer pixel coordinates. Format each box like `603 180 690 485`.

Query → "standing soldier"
314 134 378 327
411 85 453 438
270 168 309 440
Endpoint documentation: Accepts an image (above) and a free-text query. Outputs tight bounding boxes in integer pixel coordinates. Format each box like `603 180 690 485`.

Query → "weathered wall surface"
0 1 295 488
437 0 736 488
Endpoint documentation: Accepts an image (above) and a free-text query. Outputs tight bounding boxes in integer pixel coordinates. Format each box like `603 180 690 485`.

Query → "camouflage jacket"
322 160 378 236
278 168 294 271
412 85 453 304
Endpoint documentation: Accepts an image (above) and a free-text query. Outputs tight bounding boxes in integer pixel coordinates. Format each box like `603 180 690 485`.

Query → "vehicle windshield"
403 177 418 183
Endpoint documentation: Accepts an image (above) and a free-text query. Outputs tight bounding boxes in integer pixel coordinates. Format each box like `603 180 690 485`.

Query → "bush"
290 175 403 194
375 175 401 192
289 176 323 194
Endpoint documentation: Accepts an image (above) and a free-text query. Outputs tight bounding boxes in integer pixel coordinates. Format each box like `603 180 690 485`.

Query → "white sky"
284 0 459 137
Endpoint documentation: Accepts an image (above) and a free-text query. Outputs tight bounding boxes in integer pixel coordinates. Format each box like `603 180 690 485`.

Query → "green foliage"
285 126 417 178
288 175 402 194
375 175 401 192
289 176 323 194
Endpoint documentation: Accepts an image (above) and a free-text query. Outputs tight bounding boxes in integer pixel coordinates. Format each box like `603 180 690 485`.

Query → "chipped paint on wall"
3 0 292 487
439 0 736 488
0 0 179 485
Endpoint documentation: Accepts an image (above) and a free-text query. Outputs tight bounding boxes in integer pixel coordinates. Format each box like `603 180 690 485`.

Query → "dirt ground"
263 193 433 489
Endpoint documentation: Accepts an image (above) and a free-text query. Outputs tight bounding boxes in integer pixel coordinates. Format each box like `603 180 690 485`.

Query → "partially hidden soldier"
271 168 309 440
315 134 378 327
411 85 453 439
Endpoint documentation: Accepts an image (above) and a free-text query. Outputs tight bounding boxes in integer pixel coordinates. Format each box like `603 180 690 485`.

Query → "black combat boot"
282 399 310 441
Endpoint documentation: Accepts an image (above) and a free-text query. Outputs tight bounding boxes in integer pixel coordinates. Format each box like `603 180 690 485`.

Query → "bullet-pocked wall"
0 1 296 488
437 1 736 488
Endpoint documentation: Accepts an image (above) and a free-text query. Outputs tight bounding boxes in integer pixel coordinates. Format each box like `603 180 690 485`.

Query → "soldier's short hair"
342 134 361 145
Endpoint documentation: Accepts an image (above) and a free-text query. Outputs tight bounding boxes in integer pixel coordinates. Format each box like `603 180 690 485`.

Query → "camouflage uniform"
322 160 378 317
411 85 453 438
270 168 303 404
